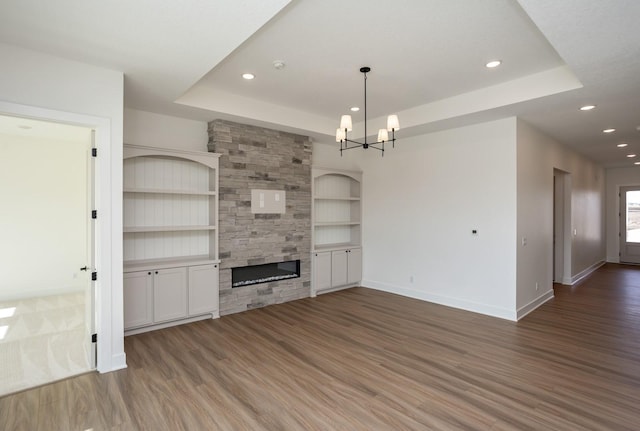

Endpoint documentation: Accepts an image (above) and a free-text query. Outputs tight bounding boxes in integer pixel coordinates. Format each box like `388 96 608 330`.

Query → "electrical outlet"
535 282 539 291
522 237 527 246
409 275 414 283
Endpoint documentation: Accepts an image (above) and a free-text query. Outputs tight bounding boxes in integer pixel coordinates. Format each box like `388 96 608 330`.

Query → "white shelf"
314 221 360 227
124 188 216 196
124 225 216 233
314 196 360 201
124 255 220 272
314 243 361 252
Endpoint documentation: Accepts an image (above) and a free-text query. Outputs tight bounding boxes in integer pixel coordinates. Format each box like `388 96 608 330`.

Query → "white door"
123 271 153 328
620 186 640 263
347 248 362 285
188 264 219 316
313 252 332 293
153 267 188 323
331 250 348 287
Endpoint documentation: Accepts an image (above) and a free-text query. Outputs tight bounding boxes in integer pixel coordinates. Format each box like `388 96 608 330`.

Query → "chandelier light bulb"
340 115 353 132
387 115 400 131
336 128 346 142
377 129 389 142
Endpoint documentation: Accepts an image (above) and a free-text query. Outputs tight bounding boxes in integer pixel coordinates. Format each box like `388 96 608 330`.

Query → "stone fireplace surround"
208 119 312 315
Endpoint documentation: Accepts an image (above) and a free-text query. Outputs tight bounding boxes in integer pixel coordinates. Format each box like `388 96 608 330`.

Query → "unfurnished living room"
1 0 640 430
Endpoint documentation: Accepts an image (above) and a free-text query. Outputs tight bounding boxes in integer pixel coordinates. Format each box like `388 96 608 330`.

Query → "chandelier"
336 66 400 156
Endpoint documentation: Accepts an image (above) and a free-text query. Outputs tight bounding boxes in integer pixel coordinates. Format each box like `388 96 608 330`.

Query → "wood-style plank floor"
2 263 640 430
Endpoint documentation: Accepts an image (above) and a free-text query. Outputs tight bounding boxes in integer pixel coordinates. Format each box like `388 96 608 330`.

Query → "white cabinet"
312 168 363 295
123 271 153 329
153 267 188 323
313 252 332 292
313 248 362 295
123 144 221 335
123 264 219 334
188 264 219 317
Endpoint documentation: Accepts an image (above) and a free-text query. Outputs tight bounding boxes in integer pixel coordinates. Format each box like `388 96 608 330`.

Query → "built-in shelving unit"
123 144 220 335
311 168 363 295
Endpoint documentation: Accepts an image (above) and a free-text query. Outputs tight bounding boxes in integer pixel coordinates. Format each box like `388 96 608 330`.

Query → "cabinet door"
188 264 219 316
153 267 188 323
314 252 332 292
331 250 348 287
347 248 362 285
123 271 153 329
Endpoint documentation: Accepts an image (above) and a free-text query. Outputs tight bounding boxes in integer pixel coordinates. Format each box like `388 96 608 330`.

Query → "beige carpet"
0 292 91 397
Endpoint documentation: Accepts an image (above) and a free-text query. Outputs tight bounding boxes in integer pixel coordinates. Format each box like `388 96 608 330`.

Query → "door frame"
619 185 640 263
0 100 114 372
553 169 572 284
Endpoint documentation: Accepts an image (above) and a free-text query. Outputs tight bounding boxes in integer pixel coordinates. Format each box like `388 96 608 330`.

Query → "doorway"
0 114 95 395
619 186 640 264
553 169 572 284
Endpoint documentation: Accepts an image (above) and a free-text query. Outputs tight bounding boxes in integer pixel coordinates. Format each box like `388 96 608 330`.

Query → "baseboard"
570 260 605 285
516 290 554 320
108 352 127 372
124 313 217 336
361 279 517 321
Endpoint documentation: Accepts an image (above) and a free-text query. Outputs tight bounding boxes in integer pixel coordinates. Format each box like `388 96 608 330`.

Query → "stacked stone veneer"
208 119 312 315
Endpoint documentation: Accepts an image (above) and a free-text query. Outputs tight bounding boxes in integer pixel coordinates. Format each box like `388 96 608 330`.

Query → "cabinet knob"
155 271 158 274
214 265 217 268
148 271 151 275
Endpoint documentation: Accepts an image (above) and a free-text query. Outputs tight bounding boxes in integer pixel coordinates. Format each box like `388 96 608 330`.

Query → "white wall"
315 117 606 321
605 167 640 262
516 120 604 315
0 42 125 372
124 108 208 151
317 118 519 319
0 134 90 299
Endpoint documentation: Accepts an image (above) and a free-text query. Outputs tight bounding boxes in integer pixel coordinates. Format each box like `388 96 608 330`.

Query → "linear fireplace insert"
232 260 301 288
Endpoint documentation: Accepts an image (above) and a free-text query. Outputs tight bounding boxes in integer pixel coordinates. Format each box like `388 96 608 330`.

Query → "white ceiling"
1 0 639 168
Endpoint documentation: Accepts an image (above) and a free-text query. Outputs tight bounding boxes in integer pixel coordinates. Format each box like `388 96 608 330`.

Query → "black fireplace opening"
232 260 301 288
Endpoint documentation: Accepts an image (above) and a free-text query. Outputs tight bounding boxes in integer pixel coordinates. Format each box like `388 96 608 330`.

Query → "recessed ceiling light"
618 143 628 147
603 128 616 133
350 107 360 112
580 105 596 111
18 125 32 130
485 60 502 68
273 60 285 70
627 154 636 158
242 73 255 80
634 161 640 165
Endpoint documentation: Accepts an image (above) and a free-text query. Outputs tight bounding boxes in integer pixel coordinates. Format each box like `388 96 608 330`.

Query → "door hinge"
91 272 97 281
91 333 97 343
92 210 97 219
92 148 97 157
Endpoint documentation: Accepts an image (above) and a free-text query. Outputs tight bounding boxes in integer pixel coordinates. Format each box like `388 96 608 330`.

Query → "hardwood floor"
2 263 640 430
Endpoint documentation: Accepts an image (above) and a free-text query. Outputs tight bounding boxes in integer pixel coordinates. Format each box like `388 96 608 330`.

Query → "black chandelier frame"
338 67 397 157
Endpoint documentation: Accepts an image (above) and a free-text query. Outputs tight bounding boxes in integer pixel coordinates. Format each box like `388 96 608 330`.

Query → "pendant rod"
363 70 367 146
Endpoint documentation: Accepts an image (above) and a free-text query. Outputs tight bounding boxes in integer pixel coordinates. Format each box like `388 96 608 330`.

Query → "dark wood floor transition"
2 263 640 430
